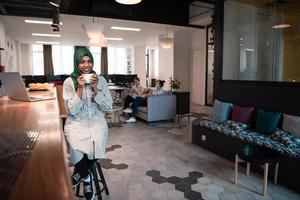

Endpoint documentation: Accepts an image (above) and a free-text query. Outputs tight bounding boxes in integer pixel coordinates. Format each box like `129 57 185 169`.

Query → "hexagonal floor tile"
184 190 203 200
168 176 182 184
175 182 192 192
152 176 168 184
189 171 204 179
146 170 160 177
182 177 198 185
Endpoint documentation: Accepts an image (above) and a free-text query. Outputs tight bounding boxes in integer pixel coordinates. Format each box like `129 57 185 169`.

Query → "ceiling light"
32 33 61 37
159 38 173 49
36 41 60 45
49 0 60 7
25 19 62 25
52 25 60 32
272 24 291 29
106 37 123 41
159 26 173 49
111 26 141 31
89 37 108 47
115 0 142 5
82 24 105 39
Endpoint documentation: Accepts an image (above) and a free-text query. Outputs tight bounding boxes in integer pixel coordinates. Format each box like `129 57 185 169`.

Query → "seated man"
123 77 143 113
126 80 165 123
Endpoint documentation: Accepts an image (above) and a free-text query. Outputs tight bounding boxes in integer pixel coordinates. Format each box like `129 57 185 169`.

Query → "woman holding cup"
63 47 112 200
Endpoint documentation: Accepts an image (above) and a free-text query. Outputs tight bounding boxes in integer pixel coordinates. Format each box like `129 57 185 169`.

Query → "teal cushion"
255 108 281 135
209 100 233 123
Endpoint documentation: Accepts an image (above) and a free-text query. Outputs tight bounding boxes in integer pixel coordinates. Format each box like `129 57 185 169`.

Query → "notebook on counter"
0 72 55 102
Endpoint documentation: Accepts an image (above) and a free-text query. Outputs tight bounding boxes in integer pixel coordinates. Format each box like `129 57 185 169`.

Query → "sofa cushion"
209 100 232 123
254 108 281 135
282 114 300 138
231 105 254 125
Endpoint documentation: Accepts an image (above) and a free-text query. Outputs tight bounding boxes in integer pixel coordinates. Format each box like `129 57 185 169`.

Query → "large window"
108 47 128 74
52 45 74 75
31 44 44 75
89 46 101 74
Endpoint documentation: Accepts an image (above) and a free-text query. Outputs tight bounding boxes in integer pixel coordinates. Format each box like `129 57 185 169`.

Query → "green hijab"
70 47 96 91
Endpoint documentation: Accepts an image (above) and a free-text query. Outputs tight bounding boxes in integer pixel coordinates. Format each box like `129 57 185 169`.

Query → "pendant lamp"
159 26 173 49
115 0 142 5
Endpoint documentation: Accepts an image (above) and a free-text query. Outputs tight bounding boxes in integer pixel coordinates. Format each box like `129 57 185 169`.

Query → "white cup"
84 74 93 84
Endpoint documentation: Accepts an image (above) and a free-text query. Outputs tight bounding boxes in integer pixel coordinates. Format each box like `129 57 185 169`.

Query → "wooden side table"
235 144 280 196
172 91 190 122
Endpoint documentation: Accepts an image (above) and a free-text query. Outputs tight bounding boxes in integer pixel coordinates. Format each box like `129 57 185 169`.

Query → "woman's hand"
90 73 99 94
77 74 86 89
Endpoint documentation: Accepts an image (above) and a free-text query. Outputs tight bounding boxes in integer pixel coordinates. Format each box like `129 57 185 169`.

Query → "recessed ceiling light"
32 33 61 37
272 24 291 29
245 48 255 51
106 37 123 41
25 19 63 25
49 0 60 7
36 41 60 45
111 26 141 31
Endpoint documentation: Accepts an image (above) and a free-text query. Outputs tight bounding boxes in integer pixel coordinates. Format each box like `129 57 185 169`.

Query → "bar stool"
75 160 109 200
235 144 280 196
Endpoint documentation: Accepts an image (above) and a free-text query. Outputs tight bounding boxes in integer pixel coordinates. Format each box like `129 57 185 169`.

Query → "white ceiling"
0 14 200 47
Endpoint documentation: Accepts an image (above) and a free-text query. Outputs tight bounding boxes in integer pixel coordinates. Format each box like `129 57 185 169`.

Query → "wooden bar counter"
0 90 74 200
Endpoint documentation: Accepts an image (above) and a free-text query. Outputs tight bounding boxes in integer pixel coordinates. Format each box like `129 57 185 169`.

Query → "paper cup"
84 74 93 84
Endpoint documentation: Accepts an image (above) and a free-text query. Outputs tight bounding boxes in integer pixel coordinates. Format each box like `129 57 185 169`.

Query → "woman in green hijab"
63 47 112 200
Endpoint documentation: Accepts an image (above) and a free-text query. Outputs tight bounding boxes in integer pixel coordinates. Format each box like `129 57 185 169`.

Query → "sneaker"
83 178 94 200
123 108 133 113
126 117 136 123
71 172 81 188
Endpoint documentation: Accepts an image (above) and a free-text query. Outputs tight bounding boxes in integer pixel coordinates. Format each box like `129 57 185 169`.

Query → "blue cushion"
255 108 281 135
209 100 232 123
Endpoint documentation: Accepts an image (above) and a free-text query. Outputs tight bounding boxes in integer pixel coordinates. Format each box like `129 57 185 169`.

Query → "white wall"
20 43 32 75
173 31 191 92
133 45 146 87
190 29 206 105
5 33 17 72
0 19 6 67
158 42 174 89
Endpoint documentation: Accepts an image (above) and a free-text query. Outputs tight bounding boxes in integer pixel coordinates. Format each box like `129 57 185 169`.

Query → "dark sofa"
192 118 300 193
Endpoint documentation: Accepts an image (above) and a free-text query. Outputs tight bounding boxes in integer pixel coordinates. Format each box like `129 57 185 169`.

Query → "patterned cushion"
223 120 249 131
209 100 232 123
196 119 300 159
231 105 254 125
282 114 300 138
271 129 300 148
254 108 281 135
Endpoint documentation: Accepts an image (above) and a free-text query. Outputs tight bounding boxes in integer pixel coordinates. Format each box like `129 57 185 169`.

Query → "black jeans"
123 95 134 109
73 154 94 179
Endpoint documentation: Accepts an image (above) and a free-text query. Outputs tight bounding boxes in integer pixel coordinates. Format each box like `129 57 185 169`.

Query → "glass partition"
222 0 300 82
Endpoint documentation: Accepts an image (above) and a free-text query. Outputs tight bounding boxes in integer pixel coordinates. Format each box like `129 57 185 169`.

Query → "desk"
0 90 73 200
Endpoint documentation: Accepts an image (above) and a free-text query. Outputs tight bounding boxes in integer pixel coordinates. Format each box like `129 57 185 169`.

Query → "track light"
52 25 59 32
49 0 60 7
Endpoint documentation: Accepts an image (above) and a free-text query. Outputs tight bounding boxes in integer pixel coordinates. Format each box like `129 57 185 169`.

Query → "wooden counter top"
0 90 74 200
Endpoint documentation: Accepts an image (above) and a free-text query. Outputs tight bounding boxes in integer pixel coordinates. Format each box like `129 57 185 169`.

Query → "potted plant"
169 77 181 91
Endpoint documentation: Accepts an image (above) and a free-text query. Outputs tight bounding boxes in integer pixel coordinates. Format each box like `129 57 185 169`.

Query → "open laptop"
0 72 55 102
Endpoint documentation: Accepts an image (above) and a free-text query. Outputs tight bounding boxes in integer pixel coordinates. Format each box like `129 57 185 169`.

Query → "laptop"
0 72 55 102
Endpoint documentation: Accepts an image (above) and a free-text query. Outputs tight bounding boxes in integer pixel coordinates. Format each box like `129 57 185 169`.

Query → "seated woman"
126 80 165 123
63 47 112 200
123 77 143 112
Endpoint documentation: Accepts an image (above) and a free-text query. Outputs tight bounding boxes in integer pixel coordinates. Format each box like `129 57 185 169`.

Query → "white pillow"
282 114 300 138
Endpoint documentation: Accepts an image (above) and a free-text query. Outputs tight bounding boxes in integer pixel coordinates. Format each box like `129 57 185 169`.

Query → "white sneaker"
126 117 136 123
123 108 133 113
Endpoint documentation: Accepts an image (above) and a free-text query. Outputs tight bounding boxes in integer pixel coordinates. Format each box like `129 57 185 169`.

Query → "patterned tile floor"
74 116 300 200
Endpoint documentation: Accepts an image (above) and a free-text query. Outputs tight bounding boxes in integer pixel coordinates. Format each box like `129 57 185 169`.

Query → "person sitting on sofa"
126 80 165 123
123 77 144 113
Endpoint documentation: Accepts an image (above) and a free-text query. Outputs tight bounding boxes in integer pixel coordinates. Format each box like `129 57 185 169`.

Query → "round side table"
234 144 280 196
